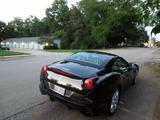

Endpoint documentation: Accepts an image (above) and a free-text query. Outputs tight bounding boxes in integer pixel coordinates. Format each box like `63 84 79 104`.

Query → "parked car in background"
39 51 139 116
0 45 10 50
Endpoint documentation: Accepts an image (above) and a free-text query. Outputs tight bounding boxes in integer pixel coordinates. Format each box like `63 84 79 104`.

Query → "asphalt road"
0 48 160 120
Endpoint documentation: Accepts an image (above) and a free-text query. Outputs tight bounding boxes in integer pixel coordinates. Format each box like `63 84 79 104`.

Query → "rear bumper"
39 84 94 110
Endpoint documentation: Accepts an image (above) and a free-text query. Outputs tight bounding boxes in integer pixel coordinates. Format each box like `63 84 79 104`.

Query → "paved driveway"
0 48 160 120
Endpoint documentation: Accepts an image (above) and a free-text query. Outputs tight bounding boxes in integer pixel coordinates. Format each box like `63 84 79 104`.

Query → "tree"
141 0 159 26
141 0 160 36
23 16 48 36
23 16 34 36
29 16 45 36
5 21 17 38
68 5 89 49
79 0 111 48
53 30 69 49
0 20 6 43
79 0 148 47
45 0 70 48
7 17 24 37
151 25 160 35
1 0 151 49
46 0 69 33
151 11 160 35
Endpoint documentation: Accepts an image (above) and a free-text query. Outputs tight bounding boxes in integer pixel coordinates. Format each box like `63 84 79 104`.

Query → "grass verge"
149 62 160 73
153 96 160 120
44 47 132 53
0 50 28 57
45 49 97 53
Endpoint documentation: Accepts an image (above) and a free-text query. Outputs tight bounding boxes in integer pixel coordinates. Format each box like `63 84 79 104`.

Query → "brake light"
84 77 98 89
41 65 48 74
51 68 73 77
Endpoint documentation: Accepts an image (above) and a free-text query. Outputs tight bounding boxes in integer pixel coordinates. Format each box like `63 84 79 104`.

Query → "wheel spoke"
110 89 119 113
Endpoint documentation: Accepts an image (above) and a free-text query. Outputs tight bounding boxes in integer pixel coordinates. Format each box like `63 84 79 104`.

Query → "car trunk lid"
49 61 99 78
46 61 99 91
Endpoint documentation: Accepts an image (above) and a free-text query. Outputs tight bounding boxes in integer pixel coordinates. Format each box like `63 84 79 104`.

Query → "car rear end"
39 65 96 111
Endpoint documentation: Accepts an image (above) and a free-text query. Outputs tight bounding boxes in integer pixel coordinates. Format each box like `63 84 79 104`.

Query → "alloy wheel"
110 89 119 113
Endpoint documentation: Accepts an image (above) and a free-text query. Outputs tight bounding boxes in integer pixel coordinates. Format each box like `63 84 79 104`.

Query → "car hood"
49 61 99 78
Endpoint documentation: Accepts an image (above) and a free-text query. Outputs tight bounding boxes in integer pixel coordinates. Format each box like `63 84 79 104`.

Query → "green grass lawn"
150 62 160 72
0 50 27 57
46 49 99 53
45 47 123 53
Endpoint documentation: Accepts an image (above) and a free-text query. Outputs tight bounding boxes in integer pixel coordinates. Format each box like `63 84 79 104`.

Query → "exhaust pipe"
67 106 72 110
84 107 94 117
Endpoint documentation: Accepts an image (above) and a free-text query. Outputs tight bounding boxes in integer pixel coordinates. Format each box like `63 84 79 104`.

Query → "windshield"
66 52 112 67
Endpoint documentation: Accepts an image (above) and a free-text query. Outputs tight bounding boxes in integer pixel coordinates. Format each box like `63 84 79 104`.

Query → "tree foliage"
141 0 160 35
1 0 156 48
0 21 6 42
68 5 89 49
78 0 149 48
46 0 69 32
1 16 49 39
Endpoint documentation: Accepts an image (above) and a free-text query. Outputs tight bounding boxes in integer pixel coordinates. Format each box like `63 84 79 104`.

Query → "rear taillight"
51 68 73 77
41 65 48 74
84 77 98 89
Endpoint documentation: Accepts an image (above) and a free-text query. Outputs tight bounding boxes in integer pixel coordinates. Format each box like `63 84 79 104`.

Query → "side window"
111 60 119 71
111 58 129 72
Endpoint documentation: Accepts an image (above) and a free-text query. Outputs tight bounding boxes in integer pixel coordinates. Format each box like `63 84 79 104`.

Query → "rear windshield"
66 52 112 67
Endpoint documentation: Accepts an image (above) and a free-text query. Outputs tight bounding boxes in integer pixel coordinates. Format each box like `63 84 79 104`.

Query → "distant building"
1 37 43 49
1 36 61 49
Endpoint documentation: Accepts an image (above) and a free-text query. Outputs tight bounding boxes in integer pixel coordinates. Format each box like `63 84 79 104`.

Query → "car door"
111 57 132 89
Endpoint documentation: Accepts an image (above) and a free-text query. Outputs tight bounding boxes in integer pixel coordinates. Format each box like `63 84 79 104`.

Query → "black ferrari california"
39 51 139 116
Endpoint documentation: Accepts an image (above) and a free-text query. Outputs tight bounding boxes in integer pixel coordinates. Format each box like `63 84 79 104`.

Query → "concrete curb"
0 54 34 60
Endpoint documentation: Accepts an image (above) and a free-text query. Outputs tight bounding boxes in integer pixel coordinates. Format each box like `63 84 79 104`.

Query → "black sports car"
39 51 139 116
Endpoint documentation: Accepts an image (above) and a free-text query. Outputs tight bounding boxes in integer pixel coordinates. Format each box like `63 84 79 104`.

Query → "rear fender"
93 72 122 99
96 72 121 86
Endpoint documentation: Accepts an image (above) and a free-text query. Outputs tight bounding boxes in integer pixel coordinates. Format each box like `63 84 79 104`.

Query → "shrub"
43 44 58 50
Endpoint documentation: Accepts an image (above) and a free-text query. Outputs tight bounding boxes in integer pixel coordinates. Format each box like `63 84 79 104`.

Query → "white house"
1 36 61 49
1 37 44 49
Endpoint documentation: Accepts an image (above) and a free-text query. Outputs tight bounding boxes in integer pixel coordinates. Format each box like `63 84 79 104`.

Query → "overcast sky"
0 0 159 40
0 0 80 22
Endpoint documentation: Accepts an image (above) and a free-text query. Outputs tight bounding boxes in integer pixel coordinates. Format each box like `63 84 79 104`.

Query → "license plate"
48 82 65 96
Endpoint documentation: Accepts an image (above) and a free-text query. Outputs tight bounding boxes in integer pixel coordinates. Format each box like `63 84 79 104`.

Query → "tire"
49 96 55 101
80 107 94 117
108 88 120 115
131 72 137 85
